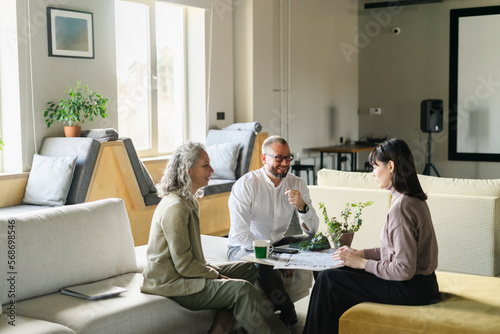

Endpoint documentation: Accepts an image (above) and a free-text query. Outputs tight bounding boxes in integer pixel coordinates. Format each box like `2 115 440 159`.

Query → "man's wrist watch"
298 203 309 214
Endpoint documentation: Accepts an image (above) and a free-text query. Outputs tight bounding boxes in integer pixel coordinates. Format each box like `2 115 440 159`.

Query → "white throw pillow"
22 154 78 206
205 143 240 180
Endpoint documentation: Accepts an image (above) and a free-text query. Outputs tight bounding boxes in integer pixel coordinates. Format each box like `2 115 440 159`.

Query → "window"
115 0 207 157
0 0 22 173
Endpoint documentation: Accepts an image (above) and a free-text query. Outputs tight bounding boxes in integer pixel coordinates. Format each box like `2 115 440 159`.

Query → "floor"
291 290 310 333
287 214 311 333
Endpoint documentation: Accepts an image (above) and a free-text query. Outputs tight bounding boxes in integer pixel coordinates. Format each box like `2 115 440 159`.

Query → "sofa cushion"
339 271 500 334
418 174 500 197
39 137 100 204
206 142 240 180
11 273 215 334
0 315 76 334
22 154 77 206
317 169 380 189
205 129 256 180
425 193 499 276
0 199 137 304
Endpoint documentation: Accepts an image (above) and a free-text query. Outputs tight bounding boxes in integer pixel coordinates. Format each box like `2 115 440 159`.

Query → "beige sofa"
1 198 311 333
308 169 500 333
309 169 500 277
0 199 216 334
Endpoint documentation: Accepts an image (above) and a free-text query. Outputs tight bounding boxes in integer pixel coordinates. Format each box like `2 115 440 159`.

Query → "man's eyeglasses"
265 153 294 162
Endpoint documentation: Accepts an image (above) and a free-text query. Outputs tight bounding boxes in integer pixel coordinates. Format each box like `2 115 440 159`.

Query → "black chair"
291 163 316 185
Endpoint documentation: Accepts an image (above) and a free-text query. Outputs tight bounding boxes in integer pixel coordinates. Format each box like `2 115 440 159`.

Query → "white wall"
234 0 359 162
206 0 235 129
10 0 235 172
16 0 117 171
358 0 500 179
288 0 359 156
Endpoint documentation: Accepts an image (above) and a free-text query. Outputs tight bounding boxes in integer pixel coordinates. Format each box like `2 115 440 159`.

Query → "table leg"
320 152 324 169
337 153 342 170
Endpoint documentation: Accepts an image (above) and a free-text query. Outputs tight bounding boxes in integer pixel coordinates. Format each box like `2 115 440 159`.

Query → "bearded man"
227 135 319 328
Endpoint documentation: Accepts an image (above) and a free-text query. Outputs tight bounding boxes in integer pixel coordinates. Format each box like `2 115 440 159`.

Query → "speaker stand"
423 132 440 177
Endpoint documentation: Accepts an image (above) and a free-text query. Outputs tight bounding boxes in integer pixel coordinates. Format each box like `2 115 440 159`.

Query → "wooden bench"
87 132 267 245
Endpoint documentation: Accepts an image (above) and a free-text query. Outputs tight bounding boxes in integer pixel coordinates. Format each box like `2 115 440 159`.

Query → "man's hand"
332 246 367 270
285 188 306 211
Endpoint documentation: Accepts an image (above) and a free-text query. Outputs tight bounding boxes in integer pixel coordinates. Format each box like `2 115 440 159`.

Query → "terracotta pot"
64 126 82 137
333 231 355 249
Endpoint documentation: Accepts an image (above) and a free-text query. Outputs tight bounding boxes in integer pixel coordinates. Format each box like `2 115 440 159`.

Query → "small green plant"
319 201 373 247
43 81 109 128
296 232 330 251
0 137 4 151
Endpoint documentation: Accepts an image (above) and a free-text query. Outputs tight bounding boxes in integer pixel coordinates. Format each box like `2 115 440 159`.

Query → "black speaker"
420 99 443 133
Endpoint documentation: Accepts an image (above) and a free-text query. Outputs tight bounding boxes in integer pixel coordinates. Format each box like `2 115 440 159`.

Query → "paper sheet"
242 250 343 271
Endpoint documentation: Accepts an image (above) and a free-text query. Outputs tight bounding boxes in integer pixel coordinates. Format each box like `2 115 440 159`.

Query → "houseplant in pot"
320 200 373 249
43 81 110 137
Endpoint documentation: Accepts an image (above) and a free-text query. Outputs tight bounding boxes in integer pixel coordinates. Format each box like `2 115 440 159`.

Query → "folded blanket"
81 128 119 142
223 122 262 133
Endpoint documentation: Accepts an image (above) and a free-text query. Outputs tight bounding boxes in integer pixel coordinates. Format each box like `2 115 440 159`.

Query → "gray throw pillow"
206 143 240 180
22 154 78 206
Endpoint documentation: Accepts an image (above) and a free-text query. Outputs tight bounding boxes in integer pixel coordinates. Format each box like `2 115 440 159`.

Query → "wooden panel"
85 141 154 246
198 192 231 236
143 159 168 184
248 132 268 171
0 173 29 207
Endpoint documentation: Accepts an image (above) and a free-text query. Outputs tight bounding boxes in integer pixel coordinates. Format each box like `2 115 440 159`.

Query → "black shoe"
279 310 298 328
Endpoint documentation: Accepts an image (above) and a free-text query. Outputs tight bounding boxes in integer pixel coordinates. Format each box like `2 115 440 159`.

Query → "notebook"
61 282 127 300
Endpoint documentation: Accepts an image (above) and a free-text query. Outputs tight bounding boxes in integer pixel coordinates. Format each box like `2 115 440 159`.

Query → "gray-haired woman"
141 141 289 334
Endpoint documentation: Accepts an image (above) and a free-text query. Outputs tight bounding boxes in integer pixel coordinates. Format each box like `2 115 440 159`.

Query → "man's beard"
270 166 289 179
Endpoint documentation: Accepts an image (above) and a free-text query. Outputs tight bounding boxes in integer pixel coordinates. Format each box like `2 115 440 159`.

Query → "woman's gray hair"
156 141 206 200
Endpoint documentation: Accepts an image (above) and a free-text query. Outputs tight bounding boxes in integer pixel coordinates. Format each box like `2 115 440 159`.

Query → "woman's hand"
332 246 368 270
219 274 230 280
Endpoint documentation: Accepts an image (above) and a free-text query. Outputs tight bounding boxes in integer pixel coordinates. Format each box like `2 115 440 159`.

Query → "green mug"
253 240 273 259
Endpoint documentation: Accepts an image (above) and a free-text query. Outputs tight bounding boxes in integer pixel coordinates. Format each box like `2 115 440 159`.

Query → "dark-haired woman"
303 138 439 334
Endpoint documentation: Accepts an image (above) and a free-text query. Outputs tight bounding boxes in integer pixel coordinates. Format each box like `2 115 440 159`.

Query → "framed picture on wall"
47 7 94 59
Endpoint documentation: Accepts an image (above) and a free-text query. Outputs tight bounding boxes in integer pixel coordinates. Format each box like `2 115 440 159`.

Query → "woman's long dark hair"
369 138 427 201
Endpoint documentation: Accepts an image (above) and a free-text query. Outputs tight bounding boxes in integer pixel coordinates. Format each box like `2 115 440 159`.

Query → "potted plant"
43 81 110 137
319 201 373 249
294 232 330 251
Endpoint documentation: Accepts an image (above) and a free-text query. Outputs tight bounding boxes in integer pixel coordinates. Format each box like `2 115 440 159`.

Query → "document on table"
242 251 343 271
